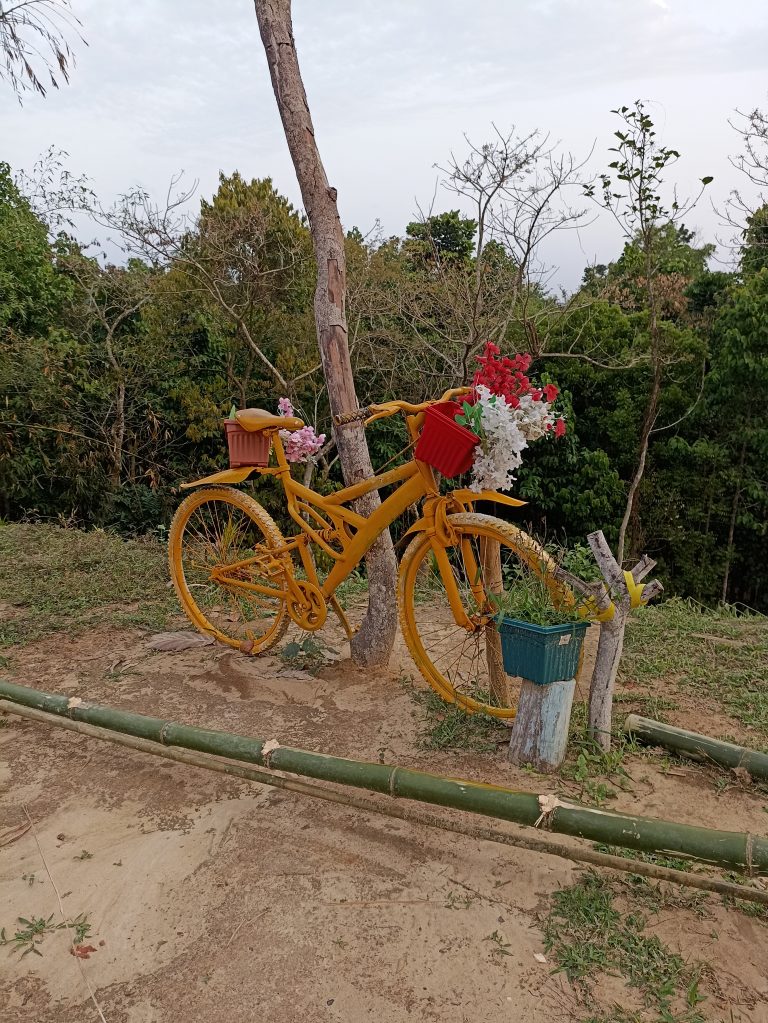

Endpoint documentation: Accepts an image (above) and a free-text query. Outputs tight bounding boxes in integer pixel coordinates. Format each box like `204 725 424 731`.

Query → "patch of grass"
334 570 368 608
560 735 636 806
620 598 768 741
0 522 178 649
71 914 92 944
543 871 708 1022
404 679 508 752
444 889 476 910
560 706 640 805
719 872 768 922
612 692 680 719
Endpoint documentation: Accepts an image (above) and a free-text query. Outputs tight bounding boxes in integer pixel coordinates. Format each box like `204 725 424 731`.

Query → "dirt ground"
1 611 768 1022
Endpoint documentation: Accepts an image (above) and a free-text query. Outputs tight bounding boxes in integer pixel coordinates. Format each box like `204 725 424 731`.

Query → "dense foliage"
1 108 767 610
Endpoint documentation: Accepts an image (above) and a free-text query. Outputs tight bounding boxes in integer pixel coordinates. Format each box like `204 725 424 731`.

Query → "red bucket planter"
223 420 271 468
414 401 479 478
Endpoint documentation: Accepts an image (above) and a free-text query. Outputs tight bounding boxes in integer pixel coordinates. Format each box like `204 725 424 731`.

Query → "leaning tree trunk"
254 0 398 666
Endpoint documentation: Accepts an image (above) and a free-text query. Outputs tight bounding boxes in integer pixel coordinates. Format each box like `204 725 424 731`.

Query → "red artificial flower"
555 418 567 438
473 341 538 406
543 383 559 402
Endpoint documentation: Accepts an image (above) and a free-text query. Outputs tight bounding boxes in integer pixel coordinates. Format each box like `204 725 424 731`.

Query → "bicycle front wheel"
398 512 573 719
169 486 289 653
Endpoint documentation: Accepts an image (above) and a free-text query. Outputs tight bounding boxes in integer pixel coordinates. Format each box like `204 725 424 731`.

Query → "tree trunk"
617 242 662 566
550 532 664 752
616 366 660 564
722 438 747 604
254 0 397 666
111 379 126 487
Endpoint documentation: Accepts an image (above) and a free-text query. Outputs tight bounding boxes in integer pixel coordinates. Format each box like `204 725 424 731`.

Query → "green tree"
708 269 768 604
740 205 768 277
585 101 712 561
405 210 477 260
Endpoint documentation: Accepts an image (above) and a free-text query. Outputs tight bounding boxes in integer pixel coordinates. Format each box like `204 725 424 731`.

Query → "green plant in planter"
490 563 582 627
492 558 588 685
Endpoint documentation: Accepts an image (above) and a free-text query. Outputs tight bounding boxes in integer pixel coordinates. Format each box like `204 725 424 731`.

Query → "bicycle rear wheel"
169 486 289 652
398 512 573 719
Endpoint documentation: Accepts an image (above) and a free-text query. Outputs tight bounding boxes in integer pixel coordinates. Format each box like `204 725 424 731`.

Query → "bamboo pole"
1 680 767 874
624 715 768 782
4 699 768 908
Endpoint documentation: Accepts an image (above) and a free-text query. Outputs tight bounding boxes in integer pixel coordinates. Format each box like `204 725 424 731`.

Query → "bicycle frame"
183 409 528 632
256 429 434 597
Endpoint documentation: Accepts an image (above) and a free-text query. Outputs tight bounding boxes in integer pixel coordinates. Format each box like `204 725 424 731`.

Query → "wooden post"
508 678 576 773
549 530 664 752
480 536 510 707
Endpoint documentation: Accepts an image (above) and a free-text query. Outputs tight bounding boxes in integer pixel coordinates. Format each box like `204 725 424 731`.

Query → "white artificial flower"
468 385 555 492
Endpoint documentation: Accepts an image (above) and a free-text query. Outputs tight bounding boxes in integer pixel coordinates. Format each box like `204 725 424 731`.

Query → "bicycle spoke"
173 491 289 652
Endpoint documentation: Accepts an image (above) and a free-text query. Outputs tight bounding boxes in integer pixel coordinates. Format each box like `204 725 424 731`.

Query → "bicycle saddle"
235 408 304 432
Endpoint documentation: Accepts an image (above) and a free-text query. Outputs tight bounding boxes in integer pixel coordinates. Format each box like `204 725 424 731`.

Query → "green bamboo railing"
624 715 768 782
2 680 767 874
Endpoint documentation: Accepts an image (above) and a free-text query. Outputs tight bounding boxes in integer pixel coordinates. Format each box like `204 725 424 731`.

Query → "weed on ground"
0 912 92 958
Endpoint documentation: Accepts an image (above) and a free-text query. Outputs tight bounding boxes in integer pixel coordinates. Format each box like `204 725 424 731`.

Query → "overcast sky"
2 0 766 289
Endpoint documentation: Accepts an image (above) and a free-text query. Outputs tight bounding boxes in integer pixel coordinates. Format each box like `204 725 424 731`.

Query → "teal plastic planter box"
497 618 590 685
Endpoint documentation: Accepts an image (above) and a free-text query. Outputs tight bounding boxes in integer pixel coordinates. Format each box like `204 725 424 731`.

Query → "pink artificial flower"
276 397 324 462
281 425 326 463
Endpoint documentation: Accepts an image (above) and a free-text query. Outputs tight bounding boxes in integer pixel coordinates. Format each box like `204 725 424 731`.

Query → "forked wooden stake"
553 529 663 751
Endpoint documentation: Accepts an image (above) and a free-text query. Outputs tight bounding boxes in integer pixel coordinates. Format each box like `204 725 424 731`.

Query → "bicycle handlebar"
333 407 371 426
332 387 471 428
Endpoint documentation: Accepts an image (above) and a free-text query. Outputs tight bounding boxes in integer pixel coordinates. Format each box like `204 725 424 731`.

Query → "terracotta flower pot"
414 401 479 478
223 420 271 468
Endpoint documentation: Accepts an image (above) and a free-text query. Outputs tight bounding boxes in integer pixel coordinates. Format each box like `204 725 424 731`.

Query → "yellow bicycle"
169 387 572 719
